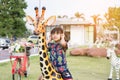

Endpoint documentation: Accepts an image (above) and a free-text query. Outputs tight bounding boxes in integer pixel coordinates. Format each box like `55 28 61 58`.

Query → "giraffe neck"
38 30 57 78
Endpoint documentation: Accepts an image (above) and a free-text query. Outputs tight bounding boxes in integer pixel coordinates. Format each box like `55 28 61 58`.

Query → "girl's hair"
50 27 68 52
50 27 63 35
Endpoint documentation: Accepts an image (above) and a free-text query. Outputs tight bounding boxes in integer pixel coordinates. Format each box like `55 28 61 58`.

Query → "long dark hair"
50 27 63 35
50 27 69 42
50 27 68 52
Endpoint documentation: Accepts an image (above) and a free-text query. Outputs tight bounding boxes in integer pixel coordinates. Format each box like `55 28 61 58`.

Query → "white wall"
70 25 85 46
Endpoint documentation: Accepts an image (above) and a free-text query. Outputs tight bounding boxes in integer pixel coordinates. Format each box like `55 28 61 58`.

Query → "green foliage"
109 7 120 27
12 43 25 53
74 12 85 21
104 7 120 29
0 0 27 37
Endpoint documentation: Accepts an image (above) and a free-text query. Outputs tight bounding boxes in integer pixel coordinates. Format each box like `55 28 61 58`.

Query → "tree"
91 14 101 25
0 0 27 37
57 15 68 19
74 12 85 21
91 14 102 42
57 15 62 18
104 7 120 29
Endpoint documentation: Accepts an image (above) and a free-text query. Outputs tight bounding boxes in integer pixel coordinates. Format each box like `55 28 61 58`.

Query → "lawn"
0 53 113 80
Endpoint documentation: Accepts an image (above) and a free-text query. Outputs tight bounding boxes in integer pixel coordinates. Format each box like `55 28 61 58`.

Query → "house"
46 18 96 47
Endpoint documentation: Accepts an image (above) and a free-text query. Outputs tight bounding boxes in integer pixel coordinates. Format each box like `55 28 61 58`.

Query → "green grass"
0 54 113 80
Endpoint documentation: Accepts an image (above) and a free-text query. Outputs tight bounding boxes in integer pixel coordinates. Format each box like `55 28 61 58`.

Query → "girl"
47 27 73 80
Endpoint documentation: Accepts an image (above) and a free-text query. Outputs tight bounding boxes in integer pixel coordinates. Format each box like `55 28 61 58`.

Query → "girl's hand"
60 34 67 47
61 34 65 40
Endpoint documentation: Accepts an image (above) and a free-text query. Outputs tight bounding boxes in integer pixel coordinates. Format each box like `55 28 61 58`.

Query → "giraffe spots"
45 60 49 65
51 71 56 77
39 51 42 55
42 33 45 36
42 72 44 76
44 70 48 74
42 45 45 50
40 57 43 61
45 76 50 79
38 36 41 39
44 67 46 70
57 74 62 79
42 27 44 31
43 52 46 58
48 66 52 72
41 68 42 72
40 63 43 67
52 65 55 69
42 39 45 43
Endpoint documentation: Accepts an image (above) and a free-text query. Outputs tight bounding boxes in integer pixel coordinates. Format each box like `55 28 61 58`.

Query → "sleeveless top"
48 42 68 72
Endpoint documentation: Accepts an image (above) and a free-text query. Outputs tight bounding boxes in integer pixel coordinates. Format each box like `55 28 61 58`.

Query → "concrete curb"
0 54 38 63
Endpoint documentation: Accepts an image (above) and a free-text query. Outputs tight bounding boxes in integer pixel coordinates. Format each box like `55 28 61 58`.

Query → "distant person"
12 35 17 42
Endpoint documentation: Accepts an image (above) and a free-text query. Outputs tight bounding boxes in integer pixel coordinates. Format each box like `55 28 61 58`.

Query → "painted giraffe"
26 7 63 80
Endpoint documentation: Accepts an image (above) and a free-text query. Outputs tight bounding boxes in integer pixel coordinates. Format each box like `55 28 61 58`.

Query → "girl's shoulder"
48 40 55 43
48 40 60 45
48 41 62 47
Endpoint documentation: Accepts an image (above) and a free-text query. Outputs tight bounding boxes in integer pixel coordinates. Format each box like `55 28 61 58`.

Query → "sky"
24 0 120 30
25 0 120 19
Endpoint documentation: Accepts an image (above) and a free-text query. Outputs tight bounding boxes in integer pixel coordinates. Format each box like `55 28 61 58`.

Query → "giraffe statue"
26 7 63 80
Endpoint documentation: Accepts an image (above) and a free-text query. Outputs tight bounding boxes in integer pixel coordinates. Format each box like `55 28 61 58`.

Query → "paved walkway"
0 47 39 63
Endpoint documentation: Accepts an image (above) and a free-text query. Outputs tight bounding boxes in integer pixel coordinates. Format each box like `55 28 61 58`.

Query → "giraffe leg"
108 66 113 80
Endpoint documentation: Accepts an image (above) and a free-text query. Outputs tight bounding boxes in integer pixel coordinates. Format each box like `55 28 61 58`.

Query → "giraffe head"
33 20 46 35
33 7 46 35
26 7 56 35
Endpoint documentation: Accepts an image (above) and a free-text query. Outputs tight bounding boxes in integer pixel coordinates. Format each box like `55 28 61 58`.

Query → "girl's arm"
60 34 67 47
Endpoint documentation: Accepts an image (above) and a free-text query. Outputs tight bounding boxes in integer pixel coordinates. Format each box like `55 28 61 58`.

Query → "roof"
55 18 92 25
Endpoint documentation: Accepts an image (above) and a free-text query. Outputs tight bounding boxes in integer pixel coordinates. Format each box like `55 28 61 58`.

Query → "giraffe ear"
26 15 35 25
45 16 56 26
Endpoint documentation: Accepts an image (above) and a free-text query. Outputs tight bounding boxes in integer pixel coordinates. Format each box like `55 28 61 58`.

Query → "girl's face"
51 32 61 42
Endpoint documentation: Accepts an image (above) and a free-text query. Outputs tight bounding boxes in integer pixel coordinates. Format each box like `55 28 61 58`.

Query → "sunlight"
25 0 120 19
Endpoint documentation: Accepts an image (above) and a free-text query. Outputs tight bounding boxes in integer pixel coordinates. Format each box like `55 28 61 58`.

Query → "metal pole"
39 0 41 12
